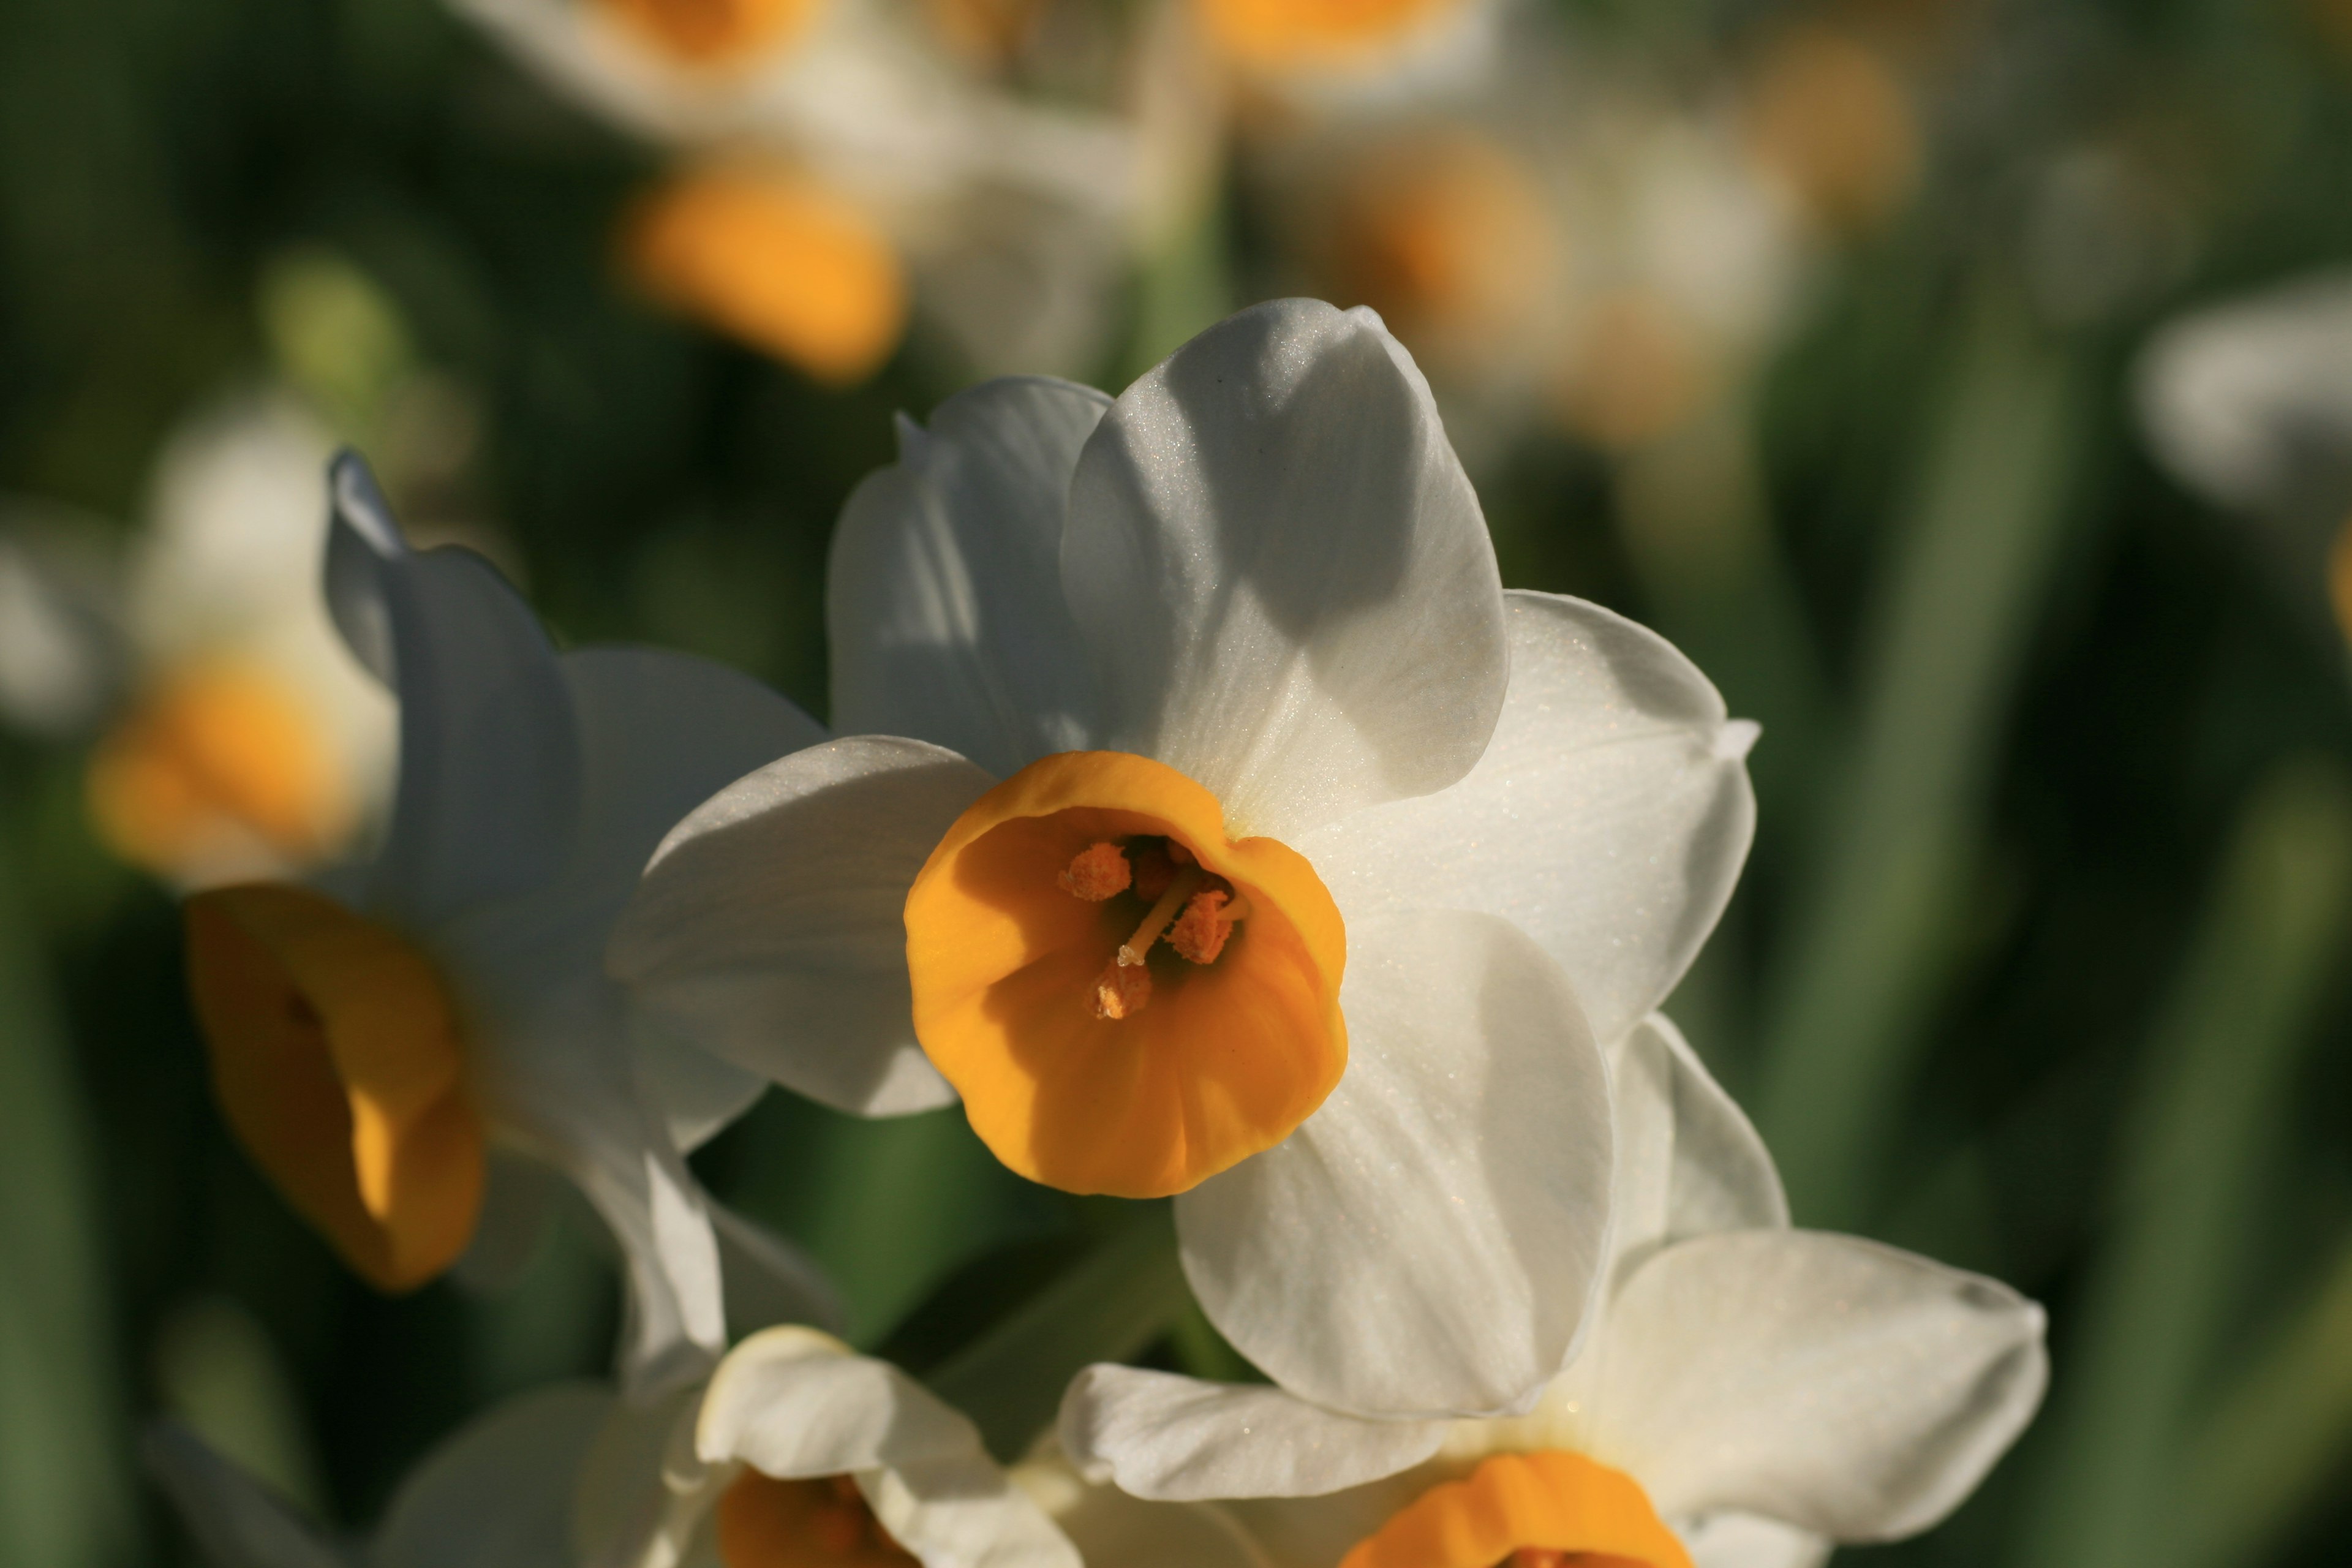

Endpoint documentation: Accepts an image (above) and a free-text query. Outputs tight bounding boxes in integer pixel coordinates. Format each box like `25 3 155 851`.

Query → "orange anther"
1169 886 1238 964
1059 840 1133 901
1093 959 1153 1019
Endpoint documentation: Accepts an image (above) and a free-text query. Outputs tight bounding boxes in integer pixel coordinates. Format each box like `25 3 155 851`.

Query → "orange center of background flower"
1343 1452 1694 1568
184 883 484 1292
623 165 908 386
86 662 349 880
601 0 824 67
717 1471 916 1568
1197 0 1467 70
904 752 1346 1199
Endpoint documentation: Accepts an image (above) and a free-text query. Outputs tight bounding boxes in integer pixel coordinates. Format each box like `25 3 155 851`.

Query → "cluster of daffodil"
143 297 2048 1568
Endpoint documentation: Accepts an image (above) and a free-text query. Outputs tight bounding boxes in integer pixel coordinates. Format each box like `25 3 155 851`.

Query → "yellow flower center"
86 661 350 879
1311 130 1555 374
904 752 1346 1199
1344 1452 1694 1568
623 165 908 386
183 883 484 1292
717 1471 916 1568
1197 0 1468 70
600 0 824 67
1740 26 1919 235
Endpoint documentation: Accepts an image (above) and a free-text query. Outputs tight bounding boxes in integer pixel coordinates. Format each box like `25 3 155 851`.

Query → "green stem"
1753 286 2090 1229
2018 762 2352 1568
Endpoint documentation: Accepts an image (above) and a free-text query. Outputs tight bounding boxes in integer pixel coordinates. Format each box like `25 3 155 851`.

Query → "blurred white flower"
180 456 836 1394
2138 271 2352 652
451 0 1137 380
612 299 1757 1420
1060 1016 2050 1568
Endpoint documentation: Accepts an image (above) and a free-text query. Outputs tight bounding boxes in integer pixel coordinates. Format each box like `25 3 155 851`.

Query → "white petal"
1297 592 1755 1044
1014 1446 1272 1568
573 1384 705 1568
698 1329 1080 1568
1678 1512 1832 1568
142 1422 348 1568
1177 910 1612 1419
712 1200 849 1340
1063 300 1507 841
374 1385 612 1568
829 377 1112 775
2135 269 2352 514
325 456 581 929
609 736 993 1115
1591 1231 2048 1541
1605 1014 1786 1279
1058 1365 1444 1501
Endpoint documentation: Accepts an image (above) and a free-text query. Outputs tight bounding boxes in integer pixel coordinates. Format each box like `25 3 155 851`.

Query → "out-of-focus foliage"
3 0 2352 1565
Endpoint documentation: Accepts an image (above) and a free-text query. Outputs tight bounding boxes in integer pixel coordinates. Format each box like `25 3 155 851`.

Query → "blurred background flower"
3 2 2352 1567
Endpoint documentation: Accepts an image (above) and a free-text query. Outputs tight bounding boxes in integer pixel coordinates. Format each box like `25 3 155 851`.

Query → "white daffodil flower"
148 1332 1262 1568
0 392 398 889
612 298 1758 1420
448 0 1136 381
2136 271 2352 655
146 1385 608 1568
179 454 835 1393
1058 1015 2050 1568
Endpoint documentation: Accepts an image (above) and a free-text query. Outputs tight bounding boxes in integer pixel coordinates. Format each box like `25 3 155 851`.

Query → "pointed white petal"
373 1385 612 1568
1605 1014 1786 1280
143 1422 348 1568
1592 1231 2048 1541
698 1329 1080 1568
1177 911 1612 1419
1297 592 1755 1044
609 736 992 1115
829 377 1112 776
1063 300 1507 841
325 456 580 928
1678 1512 1833 1568
1058 1365 1444 1501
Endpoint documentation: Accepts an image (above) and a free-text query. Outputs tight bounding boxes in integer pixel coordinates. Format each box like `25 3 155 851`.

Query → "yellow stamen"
1197 0 1468 71
904 751 1346 1197
623 165 907 386
716 1469 918 1568
86 660 349 880
184 883 483 1292
1341 1452 1693 1568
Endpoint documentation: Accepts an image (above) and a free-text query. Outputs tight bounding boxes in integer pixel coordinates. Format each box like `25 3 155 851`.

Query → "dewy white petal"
372 1384 613 1568
1177 910 1611 1420
1297 591 1755 1045
1589 1231 2049 1541
697 1328 1082 1568
1063 299 1509 842
1014 1441 1274 1568
829 377 1112 775
1678 1510 1833 1568
1058 1365 1446 1502
2136 268 2352 514
1605 1014 1787 1281
143 1421 349 1568
326 455 581 929
608 736 992 1116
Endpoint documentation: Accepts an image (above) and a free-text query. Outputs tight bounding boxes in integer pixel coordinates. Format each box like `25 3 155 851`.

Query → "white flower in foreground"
1059 1016 2049 1568
148 1332 1262 1568
0 393 397 888
181 454 834 1391
612 298 1757 1419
